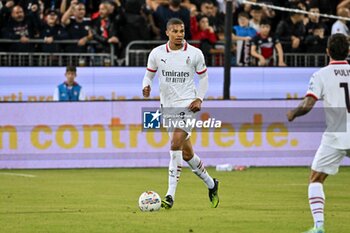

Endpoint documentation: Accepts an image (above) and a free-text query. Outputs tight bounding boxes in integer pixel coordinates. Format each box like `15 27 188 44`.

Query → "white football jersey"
146 41 207 107
306 60 350 149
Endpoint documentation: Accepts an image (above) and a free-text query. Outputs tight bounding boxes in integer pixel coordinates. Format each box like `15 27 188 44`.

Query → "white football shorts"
161 105 197 140
312 143 350 175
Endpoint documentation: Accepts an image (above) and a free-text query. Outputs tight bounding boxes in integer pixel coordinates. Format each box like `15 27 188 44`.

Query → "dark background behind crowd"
0 0 348 66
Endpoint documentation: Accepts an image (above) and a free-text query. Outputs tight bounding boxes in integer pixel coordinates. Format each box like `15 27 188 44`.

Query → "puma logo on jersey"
161 59 167 64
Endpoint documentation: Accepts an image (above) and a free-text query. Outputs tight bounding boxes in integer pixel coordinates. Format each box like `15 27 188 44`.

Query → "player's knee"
182 150 193 161
170 140 182 150
309 176 325 183
309 171 327 183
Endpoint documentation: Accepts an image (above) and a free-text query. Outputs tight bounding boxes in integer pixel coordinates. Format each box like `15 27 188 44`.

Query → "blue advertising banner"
0 67 317 101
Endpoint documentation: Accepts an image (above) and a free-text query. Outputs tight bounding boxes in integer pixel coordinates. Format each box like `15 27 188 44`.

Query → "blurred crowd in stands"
0 0 349 66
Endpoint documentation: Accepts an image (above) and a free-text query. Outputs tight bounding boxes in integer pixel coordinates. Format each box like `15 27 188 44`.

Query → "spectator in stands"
305 23 327 53
1 5 41 52
198 0 214 23
331 7 350 36
275 9 305 53
197 0 223 34
60 0 96 16
61 0 92 53
118 0 153 56
232 0 255 26
251 18 286 67
232 12 256 66
0 0 15 30
105 0 123 20
191 15 217 63
90 0 123 20
249 5 262 32
148 0 191 40
91 2 120 54
39 9 68 52
53 66 85 101
305 5 328 36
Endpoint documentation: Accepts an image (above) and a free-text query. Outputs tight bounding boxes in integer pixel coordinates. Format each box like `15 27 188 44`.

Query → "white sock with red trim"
166 150 183 199
308 182 325 228
187 154 214 189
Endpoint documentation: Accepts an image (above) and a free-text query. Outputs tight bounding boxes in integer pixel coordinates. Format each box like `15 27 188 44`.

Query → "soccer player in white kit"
287 33 350 233
142 18 219 209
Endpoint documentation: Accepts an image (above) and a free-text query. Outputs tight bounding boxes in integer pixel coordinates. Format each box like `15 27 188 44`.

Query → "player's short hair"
166 18 184 30
314 23 324 30
201 0 213 6
66 66 77 73
238 12 249 19
327 33 349 60
260 18 271 26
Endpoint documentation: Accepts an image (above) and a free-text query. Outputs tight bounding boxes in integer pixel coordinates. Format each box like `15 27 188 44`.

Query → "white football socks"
166 150 183 199
308 182 325 228
187 153 215 189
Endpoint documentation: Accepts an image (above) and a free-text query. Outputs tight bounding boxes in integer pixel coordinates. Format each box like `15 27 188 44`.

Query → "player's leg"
162 128 188 209
182 139 214 188
183 139 219 208
304 170 328 233
303 144 346 233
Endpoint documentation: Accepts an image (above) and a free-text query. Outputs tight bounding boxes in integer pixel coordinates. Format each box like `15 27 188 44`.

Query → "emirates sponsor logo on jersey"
161 70 190 77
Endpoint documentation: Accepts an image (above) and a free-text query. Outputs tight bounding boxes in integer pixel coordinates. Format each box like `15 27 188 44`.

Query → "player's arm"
250 44 266 66
189 53 208 112
189 71 208 112
287 96 317 121
275 42 286 66
288 73 322 122
143 69 156 97
142 50 157 98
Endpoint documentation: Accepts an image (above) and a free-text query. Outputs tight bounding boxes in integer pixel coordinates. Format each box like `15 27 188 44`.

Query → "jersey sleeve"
146 49 158 73
195 50 207 75
306 72 323 100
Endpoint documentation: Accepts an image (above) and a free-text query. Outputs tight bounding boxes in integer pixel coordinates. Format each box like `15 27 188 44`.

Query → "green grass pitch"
1 167 349 233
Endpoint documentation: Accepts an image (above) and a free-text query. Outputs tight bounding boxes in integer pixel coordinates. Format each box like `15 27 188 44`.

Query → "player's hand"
78 37 87 46
20 36 29 43
291 37 300 48
258 57 266 66
278 61 287 67
188 98 202 113
31 3 38 12
244 36 251 41
44 36 54 44
143 85 151 97
286 110 295 122
108 36 119 44
5 1 15 8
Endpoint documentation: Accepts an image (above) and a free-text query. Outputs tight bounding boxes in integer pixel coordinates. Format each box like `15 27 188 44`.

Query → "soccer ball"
138 191 161 212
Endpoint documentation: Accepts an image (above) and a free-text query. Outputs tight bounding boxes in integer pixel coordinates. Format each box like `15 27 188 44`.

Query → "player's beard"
174 39 183 47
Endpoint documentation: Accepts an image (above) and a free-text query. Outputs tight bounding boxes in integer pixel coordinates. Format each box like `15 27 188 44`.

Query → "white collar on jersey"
166 40 188 53
329 60 348 65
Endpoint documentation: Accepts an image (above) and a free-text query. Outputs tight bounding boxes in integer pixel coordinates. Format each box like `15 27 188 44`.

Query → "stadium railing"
0 39 331 67
125 40 330 67
0 39 116 66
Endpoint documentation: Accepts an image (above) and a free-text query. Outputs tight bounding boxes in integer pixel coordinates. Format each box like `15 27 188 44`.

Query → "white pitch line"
0 172 36 178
